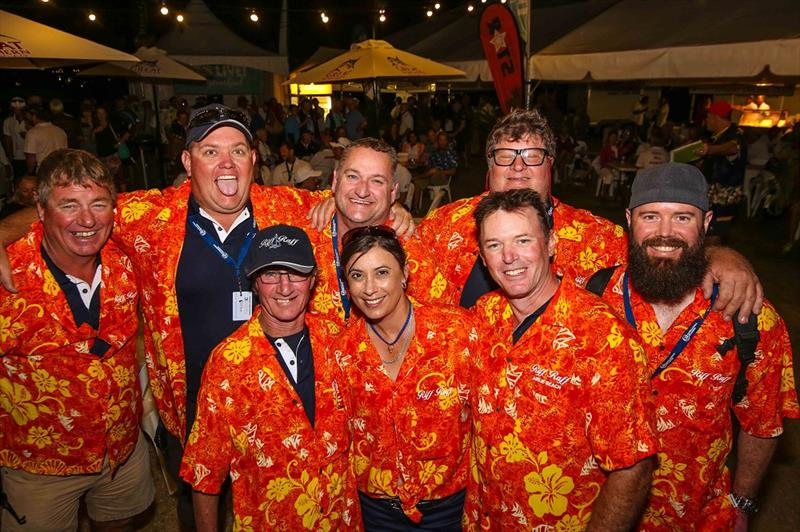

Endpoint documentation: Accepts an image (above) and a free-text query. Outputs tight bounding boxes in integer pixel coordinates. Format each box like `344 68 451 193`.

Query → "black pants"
358 490 465 532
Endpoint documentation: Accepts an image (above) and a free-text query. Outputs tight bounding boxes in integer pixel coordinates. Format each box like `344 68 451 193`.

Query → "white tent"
0 9 139 69
530 0 800 81
155 0 287 75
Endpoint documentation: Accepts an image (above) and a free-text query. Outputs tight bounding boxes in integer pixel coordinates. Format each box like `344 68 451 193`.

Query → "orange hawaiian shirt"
306 218 438 327
333 302 480 522
599 268 800 531
466 280 657 530
112 181 323 441
0 223 140 475
180 311 359 531
414 194 628 305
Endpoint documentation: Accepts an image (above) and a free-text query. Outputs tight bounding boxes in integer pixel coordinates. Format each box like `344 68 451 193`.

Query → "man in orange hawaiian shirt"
0 149 153 531
181 225 359 531
415 108 762 322
467 189 656 530
591 163 799 531
305 138 434 327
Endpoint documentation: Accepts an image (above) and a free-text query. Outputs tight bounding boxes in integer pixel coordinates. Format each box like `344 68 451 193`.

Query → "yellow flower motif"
326 471 343 498
111 366 132 388
418 460 448 485
295 476 323 529
640 320 663 346
578 247 598 271
428 272 447 300
155 207 172 222
524 464 575 518
266 477 294 502
312 291 335 314
326 321 341 335
437 376 458 410
782 367 796 393
352 455 369 476
606 323 623 349
555 514 586 532
501 303 513 322
43 270 59 296
368 467 395 495
233 514 254 532
757 305 778 332
31 369 58 393
0 379 39 425
165 295 179 316
222 339 250 365
613 225 624 238
643 507 669 527
707 438 728 461
628 339 647 365
121 201 148 222
86 360 106 380
498 433 529 463
0 314 16 342
557 226 581 242
26 425 54 449
450 203 473 223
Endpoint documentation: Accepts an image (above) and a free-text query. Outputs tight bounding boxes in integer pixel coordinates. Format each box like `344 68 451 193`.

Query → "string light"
467 4 474 12
176 13 184 22
249 10 259 22
434 2 441 9
40 0 50 3
378 9 386 22
160 3 169 16
88 12 97 22
426 9 433 17
320 11 329 24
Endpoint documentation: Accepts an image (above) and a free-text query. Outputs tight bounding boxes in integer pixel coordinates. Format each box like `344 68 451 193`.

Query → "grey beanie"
628 162 709 211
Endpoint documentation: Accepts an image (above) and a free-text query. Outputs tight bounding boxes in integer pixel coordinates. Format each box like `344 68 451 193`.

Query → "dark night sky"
1 1 582 68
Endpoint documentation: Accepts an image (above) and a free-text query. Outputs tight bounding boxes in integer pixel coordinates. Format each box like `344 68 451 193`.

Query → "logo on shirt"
530 364 571 390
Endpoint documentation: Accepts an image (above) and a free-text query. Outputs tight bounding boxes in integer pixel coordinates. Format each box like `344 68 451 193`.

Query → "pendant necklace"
369 303 414 364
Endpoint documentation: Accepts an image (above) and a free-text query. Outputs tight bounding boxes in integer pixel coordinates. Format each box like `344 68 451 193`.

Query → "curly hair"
485 108 557 163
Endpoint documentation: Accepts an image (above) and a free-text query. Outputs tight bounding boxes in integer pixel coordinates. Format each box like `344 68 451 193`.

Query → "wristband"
729 492 759 515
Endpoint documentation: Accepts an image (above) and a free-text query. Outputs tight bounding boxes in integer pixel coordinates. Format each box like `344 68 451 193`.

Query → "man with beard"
589 163 799 531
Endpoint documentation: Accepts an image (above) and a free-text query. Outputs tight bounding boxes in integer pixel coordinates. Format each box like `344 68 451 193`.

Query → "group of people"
0 102 797 532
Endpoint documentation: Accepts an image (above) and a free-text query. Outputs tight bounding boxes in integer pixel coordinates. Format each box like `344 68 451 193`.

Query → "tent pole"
689 94 696 124
152 82 164 188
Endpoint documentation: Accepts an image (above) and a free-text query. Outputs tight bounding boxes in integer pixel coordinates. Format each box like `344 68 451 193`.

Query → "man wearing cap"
696 100 747 242
413 108 763 323
589 162 799 530
2 97 27 179
180 224 358 531
310 136 350 186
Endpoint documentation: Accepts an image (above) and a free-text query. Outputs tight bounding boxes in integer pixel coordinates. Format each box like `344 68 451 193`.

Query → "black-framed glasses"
490 147 550 167
187 107 250 130
257 269 314 284
341 225 398 248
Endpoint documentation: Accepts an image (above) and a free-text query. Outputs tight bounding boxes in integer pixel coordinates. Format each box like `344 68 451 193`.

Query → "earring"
401 280 407 290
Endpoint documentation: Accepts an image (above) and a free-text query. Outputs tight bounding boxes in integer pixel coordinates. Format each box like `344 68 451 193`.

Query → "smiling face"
37 181 114 269
627 202 711 262
479 207 557 314
488 134 554 197
345 245 408 323
182 126 256 226
332 146 397 232
254 268 315 333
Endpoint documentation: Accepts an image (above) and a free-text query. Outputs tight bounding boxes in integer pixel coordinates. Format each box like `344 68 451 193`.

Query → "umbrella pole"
152 82 164 188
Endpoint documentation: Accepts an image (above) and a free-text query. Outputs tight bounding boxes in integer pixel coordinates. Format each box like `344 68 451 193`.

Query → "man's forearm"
587 456 654 532
733 431 778 498
0 207 37 246
192 490 220 532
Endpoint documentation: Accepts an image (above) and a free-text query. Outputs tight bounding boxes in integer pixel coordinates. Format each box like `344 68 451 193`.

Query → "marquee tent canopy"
0 9 139 69
530 0 800 81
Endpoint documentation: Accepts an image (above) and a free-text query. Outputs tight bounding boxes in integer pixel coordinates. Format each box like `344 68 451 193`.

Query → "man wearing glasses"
416 108 763 321
180 224 358 531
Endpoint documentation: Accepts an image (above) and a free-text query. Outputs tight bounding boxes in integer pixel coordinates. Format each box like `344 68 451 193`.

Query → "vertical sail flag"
479 3 525 113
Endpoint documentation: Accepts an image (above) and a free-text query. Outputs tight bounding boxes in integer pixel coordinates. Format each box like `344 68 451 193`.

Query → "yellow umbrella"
79 47 206 81
288 39 465 84
0 10 140 68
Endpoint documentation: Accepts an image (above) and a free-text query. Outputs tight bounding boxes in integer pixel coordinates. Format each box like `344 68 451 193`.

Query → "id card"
232 291 253 321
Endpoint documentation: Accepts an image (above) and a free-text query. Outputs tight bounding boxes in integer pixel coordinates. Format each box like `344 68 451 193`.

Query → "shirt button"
652 390 659 396
290 360 295 365
217 226 223 231
82 289 88 294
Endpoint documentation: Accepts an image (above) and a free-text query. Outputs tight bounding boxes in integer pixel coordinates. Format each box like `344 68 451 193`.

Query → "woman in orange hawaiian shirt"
333 226 480 531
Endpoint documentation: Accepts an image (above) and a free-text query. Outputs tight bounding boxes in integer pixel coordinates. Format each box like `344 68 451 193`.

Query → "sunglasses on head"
341 225 397 248
188 107 250 130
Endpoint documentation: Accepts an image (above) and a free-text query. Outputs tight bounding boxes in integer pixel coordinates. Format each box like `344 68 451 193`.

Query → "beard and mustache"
627 233 709 305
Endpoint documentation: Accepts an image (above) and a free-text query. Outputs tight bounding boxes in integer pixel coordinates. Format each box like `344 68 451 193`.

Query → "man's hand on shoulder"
389 202 415 239
704 246 764 323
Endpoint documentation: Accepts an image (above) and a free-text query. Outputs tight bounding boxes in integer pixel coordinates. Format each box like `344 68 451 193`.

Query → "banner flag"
479 3 525 114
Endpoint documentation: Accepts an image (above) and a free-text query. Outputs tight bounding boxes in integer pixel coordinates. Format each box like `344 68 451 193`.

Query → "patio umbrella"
0 10 139 68
80 47 207 186
288 39 465 85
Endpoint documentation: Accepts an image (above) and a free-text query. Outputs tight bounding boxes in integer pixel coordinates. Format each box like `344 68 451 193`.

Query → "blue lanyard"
622 272 718 379
188 213 257 290
330 215 351 322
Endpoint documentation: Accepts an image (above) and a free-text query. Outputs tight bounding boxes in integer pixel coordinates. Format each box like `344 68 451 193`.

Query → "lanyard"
188 213 257 290
330 215 351 322
285 160 295 183
622 272 718 379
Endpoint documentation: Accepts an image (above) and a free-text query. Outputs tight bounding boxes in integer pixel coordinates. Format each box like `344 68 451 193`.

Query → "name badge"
232 291 253 321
